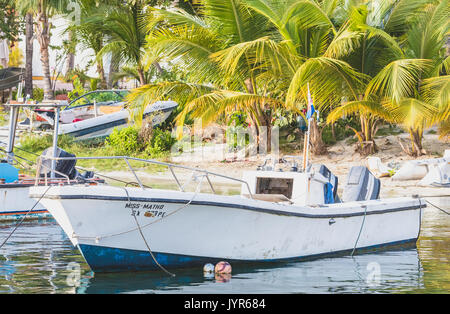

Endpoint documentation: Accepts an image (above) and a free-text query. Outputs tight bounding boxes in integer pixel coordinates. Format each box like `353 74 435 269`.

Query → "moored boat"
29 156 425 273
0 100 104 221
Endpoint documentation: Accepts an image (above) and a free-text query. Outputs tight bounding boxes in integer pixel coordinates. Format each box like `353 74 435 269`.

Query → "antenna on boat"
302 83 314 172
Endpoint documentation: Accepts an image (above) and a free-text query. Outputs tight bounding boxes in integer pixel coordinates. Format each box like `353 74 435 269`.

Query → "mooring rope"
82 174 205 277
0 185 52 250
351 205 367 257
424 199 450 215
123 187 176 277
75 173 206 242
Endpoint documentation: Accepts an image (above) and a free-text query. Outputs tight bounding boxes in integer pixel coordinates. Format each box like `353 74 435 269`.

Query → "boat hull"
30 186 424 273
0 186 50 222
59 101 176 140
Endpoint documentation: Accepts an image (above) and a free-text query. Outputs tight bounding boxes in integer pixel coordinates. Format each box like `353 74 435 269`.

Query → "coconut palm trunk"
137 66 146 86
408 129 426 157
24 12 33 99
309 119 327 155
65 30 75 75
35 8 53 100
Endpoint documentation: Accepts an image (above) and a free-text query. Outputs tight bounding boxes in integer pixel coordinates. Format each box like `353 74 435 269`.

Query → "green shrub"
145 128 176 158
19 134 75 153
32 88 44 102
322 117 360 145
68 77 88 101
106 126 143 155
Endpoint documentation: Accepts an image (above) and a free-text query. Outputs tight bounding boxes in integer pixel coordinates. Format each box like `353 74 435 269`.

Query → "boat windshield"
65 90 130 110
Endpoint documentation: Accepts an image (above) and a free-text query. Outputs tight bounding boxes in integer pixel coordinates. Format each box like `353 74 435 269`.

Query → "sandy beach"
103 132 450 200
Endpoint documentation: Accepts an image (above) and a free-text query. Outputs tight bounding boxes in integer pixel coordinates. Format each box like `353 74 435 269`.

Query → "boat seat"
242 194 292 204
342 166 380 202
99 105 123 115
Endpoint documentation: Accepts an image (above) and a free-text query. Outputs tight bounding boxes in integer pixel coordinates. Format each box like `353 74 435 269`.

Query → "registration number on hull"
125 202 166 218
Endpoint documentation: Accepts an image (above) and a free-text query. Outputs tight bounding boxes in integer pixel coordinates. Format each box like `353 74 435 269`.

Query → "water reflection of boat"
75 248 423 294
0 220 83 294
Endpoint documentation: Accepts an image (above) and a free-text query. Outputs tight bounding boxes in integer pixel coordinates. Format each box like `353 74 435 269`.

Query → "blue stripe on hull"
0 211 52 222
79 238 418 273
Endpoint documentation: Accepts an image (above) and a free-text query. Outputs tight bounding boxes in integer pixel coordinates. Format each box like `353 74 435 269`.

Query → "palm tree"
127 0 366 154
24 12 34 98
325 0 412 155
67 0 108 88
242 0 367 155
127 0 285 151
328 0 449 156
14 0 69 100
90 0 153 86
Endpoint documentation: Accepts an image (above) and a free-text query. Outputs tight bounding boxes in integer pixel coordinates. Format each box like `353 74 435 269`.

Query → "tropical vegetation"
0 0 448 158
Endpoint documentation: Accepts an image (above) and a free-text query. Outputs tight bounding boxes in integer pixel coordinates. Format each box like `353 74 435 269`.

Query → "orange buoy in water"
214 261 232 274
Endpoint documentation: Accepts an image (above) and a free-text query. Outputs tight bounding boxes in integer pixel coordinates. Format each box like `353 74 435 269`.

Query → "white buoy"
203 263 215 274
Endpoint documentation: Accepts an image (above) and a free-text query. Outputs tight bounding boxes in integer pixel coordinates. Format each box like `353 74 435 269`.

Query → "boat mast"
302 83 313 172
51 105 61 179
6 103 20 164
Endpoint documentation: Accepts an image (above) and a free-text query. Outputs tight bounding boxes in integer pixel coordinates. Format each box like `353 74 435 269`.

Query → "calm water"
0 197 448 294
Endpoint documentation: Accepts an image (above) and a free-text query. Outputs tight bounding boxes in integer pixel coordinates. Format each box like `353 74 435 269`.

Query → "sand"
104 132 450 200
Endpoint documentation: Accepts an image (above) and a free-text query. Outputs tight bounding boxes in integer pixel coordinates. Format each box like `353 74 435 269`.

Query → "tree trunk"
97 62 107 89
254 110 274 154
356 116 378 156
107 54 119 88
137 66 146 86
410 129 426 156
309 119 327 155
35 10 53 100
152 62 164 76
398 129 426 157
331 122 336 141
65 30 75 76
24 13 34 99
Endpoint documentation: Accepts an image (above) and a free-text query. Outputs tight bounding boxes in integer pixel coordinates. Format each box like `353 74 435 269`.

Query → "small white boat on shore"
20 90 178 140
392 152 450 184
30 156 424 273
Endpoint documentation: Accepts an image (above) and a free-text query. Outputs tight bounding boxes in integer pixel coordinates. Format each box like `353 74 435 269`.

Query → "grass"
375 125 405 137
15 133 169 174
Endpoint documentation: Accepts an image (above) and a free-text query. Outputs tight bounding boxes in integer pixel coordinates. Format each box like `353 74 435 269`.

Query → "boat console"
241 157 380 206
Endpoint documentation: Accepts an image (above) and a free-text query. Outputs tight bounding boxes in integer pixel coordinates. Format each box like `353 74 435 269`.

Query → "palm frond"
366 58 433 103
327 100 392 124
382 97 438 129
286 57 368 109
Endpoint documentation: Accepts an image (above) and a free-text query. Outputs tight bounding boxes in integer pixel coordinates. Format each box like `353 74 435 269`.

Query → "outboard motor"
342 166 380 202
40 147 78 179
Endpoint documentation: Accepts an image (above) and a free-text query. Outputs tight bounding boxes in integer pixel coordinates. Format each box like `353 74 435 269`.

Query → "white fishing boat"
29 85 425 273
20 90 178 140
29 155 424 273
